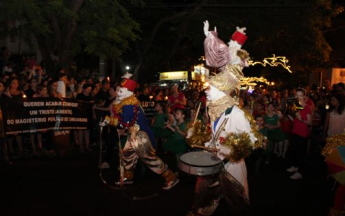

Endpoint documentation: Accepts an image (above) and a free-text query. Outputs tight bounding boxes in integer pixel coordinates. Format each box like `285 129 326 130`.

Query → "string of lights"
248 54 292 73
240 77 270 86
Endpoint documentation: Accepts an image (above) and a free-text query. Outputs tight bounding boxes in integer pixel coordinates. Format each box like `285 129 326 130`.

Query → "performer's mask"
205 85 226 102
117 87 133 101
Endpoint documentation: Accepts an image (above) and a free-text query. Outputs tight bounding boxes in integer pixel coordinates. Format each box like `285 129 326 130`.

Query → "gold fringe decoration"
223 132 252 162
186 120 211 147
186 106 264 162
105 115 119 127
208 64 244 94
113 95 141 114
207 95 236 121
222 108 264 162
242 107 264 149
321 134 345 157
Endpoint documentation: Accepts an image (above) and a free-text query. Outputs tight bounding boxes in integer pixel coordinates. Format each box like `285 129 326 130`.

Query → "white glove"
203 20 217 36
204 141 212 148
236 26 246 34
186 127 194 139
219 145 231 156
99 119 109 127
203 20 209 36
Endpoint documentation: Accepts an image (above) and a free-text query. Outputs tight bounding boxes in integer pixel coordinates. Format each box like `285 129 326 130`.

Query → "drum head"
180 151 221 167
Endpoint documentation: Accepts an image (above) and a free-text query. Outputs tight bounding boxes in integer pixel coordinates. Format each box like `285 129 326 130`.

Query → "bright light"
203 82 210 89
247 86 254 94
240 77 270 86
126 66 130 70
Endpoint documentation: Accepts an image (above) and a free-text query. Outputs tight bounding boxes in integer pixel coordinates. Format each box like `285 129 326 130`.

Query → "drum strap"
211 118 229 146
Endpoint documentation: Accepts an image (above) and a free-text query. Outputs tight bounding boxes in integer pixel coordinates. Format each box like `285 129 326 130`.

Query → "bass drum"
179 151 222 176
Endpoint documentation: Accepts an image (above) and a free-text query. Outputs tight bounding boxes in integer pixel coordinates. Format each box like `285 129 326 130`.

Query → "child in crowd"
264 102 287 160
163 108 188 169
151 102 169 151
165 105 176 126
252 101 265 117
188 106 203 123
262 94 271 111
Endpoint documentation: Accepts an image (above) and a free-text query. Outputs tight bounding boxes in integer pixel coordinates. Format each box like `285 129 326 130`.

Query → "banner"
141 100 155 124
0 98 92 135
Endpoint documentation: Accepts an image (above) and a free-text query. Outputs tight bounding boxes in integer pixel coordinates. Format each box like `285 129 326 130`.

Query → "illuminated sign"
159 71 188 81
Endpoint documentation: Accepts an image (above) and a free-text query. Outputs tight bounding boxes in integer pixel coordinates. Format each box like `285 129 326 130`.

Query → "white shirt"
57 80 66 98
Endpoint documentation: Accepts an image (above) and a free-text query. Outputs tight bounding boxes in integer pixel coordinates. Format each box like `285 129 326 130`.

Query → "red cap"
231 31 247 45
120 78 137 92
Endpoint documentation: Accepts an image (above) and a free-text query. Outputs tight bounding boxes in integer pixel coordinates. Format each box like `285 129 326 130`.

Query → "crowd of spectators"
1 49 345 185
2 51 345 215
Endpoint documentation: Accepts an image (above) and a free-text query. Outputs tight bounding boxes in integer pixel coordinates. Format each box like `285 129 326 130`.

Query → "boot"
162 168 179 190
114 170 134 186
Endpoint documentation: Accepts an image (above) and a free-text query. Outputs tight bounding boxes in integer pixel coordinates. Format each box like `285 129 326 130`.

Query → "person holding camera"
286 88 312 180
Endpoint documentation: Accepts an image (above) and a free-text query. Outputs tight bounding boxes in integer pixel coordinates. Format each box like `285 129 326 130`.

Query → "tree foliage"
125 0 343 83
0 0 141 74
0 0 343 84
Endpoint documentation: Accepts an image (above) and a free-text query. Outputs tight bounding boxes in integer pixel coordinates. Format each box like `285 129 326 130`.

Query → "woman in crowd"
5 78 24 155
24 78 38 98
167 84 186 112
154 89 164 101
0 81 11 164
323 94 345 137
47 80 62 98
324 94 345 216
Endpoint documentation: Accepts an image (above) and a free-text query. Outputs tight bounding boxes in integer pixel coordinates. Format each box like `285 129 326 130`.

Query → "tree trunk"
52 0 84 75
35 35 55 75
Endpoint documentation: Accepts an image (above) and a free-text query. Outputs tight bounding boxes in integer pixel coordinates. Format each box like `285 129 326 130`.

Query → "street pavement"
0 145 333 216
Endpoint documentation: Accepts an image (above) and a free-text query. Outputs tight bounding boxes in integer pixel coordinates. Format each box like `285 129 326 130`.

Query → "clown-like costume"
187 21 263 216
101 73 179 190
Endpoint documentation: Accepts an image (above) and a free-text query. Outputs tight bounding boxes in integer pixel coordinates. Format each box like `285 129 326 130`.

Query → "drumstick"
191 145 217 152
193 102 202 124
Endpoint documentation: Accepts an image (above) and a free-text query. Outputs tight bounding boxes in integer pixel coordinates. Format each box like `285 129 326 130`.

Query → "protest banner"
0 98 92 136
